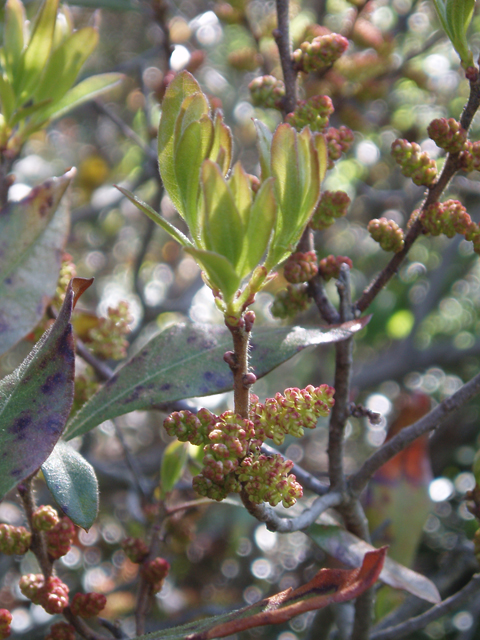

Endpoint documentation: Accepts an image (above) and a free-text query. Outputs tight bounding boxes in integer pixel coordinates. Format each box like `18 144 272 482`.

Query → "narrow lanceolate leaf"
158 71 203 216
185 247 241 303
0 169 75 356
254 119 273 180
65 317 370 440
4 0 26 82
131 549 386 640
34 27 99 105
42 441 99 530
16 0 59 102
25 73 123 129
308 512 441 604
201 160 244 267
0 278 93 500
209 111 233 175
238 177 276 278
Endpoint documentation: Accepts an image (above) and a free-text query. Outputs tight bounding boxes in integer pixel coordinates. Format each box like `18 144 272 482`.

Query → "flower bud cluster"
391 139 437 186
283 251 319 284
459 141 480 172
70 592 107 618
420 200 480 253
286 95 334 132
368 218 405 253
228 48 262 71
141 557 170 593
164 407 216 446
271 284 311 319
0 609 12 640
292 33 349 73
19 575 69 614
248 75 285 110
318 255 353 280
238 454 303 507
0 524 31 555
194 412 257 500
427 118 467 154
250 385 335 446
311 190 351 230
73 367 100 415
122 537 149 563
88 301 133 361
325 127 355 168
32 505 60 531
45 622 76 640
46 517 76 559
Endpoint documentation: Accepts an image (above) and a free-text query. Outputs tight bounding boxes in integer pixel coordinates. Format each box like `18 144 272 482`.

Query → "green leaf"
201 160 244 267
0 278 93 500
209 111 233 175
238 177 276 278
174 115 213 235
42 441 99 530
126 549 386 640
0 74 16 122
4 0 26 82
174 92 210 152
308 512 441 604
34 27 99 106
314 132 328 183
160 441 189 497
9 98 53 128
25 73 123 130
229 162 253 226
185 246 241 303
0 169 74 356
254 119 273 180
433 0 475 67
158 71 203 216
16 0 59 103
65 317 370 440
115 186 193 248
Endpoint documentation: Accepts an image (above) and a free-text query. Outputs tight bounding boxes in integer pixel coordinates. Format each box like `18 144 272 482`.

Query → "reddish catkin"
0 524 31 555
46 517 75 559
122 537 149 563
283 251 319 284
44 622 76 640
31 505 60 532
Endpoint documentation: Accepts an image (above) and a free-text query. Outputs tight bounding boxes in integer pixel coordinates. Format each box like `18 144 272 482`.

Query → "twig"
348 367 480 497
113 420 151 499
63 607 111 640
273 0 297 115
17 476 52 579
308 275 341 325
261 443 329 495
98 618 130 639
328 265 353 492
370 574 480 640
94 100 157 162
75 338 114 381
240 490 342 533
355 69 480 314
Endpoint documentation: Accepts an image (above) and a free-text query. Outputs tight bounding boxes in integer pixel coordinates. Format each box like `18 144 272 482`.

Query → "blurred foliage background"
2 0 480 638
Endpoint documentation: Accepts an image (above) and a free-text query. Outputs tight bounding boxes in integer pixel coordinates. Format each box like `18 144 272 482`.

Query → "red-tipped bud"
0 524 31 555
271 284 311 319
70 592 107 618
368 218 405 253
293 33 349 73
0 609 12 640
427 118 467 154
46 517 75 559
391 139 437 186
141 557 170 593
32 505 60 532
283 251 319 284
318 255 353 280
45 622 76 640
248 75 285 110
311 190 351 230
122 537 149 563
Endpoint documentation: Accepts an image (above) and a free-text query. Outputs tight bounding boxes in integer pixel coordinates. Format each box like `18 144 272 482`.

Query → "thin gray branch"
242 490 342 533
370 574 480 640
261 443 329 495
349 368 480 496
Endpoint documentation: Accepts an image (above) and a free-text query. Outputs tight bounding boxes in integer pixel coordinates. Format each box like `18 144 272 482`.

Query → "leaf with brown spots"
65 317 370 440
0 277 93 500
0 168 75 356
131 548 386 640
